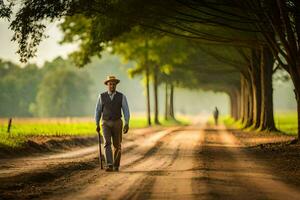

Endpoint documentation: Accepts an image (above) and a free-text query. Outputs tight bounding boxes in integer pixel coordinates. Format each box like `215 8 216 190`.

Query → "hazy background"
0 19 296 118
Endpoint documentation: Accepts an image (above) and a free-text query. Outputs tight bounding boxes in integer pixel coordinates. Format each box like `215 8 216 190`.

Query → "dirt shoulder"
229 128 300 187
0 126 164 159
0 136 98 158
0 126 180 200
1 124 299 200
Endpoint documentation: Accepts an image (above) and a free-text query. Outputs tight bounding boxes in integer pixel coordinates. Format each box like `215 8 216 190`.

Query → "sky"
0 19 77 66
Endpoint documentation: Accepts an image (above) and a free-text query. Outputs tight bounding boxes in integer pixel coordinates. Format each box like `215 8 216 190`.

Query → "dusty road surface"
0 122 299 200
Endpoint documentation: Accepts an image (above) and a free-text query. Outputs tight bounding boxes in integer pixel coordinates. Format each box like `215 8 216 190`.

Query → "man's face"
107 81 117 92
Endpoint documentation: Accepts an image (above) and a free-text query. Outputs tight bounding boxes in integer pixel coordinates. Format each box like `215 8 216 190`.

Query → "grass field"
0 115 191 148
274 112 298 135
212 112 298 136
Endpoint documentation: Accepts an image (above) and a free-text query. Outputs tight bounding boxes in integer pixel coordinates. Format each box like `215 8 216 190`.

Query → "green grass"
0 115 190 148
274 112 298 135
217 112 298 136
157 115 190 126
207 115 243 128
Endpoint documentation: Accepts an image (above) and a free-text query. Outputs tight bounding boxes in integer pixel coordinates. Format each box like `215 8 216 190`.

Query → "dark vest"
101 91 123 120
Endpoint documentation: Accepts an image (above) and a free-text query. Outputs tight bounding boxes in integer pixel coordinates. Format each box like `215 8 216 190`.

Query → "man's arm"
95 94 102 127
122 94 130 125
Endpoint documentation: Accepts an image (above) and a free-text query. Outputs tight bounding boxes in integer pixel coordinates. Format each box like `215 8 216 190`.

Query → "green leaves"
0 0 13 19
10 0 72 63
34 68 91 117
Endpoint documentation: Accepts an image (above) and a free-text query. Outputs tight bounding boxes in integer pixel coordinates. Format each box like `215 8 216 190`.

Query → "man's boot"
105 165 113 172
113 166 119 172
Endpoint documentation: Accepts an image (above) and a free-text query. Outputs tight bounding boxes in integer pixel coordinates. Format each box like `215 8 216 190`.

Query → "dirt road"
0 123 299 200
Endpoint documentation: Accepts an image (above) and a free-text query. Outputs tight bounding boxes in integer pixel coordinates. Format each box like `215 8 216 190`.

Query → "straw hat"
104 75 120 85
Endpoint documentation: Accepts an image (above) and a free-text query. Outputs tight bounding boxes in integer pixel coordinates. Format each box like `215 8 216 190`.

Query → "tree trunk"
145 65 151 126
164 83 169 120
294 1 300 142
153 65 160 125
145 40 151 126
242 77 249 125
232 93 238 120
249 49 262 129
234 89 240 120
228 89 239 120
243 77 253 128
240 76 245 123
259 46 276 131
251 74 262 129
289 63 300 142
231 94 235 119
228 92 234 119
296 86 300 143
236 89 241 120
169 83 175 120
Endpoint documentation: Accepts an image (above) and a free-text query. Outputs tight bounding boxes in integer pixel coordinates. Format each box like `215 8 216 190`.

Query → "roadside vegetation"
0 115 190 148
215 113 298 136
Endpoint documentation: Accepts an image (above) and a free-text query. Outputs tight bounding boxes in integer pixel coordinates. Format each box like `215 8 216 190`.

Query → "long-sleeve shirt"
95 91 130 126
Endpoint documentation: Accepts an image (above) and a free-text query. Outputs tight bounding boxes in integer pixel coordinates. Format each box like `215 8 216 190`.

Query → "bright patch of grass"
274 112 298 135
218 112 297 136
158 115 190 126
0 115 191 148
208 115 243 128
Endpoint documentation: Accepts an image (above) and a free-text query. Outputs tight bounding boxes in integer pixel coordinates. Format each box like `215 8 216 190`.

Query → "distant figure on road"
213 107 219 126
95 75 130 172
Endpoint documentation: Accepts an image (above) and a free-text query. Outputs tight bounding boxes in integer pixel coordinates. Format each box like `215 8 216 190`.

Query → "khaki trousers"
101 119 123 167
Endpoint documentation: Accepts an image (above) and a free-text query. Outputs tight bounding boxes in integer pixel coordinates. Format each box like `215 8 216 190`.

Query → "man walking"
213 106 219 126
95 75 130 172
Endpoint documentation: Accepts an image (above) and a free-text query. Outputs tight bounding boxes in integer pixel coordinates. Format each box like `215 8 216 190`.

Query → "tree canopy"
2 0 300 139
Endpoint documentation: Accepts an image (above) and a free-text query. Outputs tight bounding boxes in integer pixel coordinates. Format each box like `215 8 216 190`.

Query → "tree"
0 0 12 19
7 0 299 139
0 60 41 117
32 68 91 117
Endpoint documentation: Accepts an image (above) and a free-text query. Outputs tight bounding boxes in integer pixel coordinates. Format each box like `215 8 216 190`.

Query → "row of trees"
0 58 91 117
1 0 299 140
111 30 192 125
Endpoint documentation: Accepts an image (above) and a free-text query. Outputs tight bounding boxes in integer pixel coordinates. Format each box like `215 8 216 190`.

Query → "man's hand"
96 125 100 133
123 124 129 134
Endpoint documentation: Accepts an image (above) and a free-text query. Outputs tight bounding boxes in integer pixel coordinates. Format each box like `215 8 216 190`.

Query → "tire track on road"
0 127 181 200
219 127 300 200
60 127 184 200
